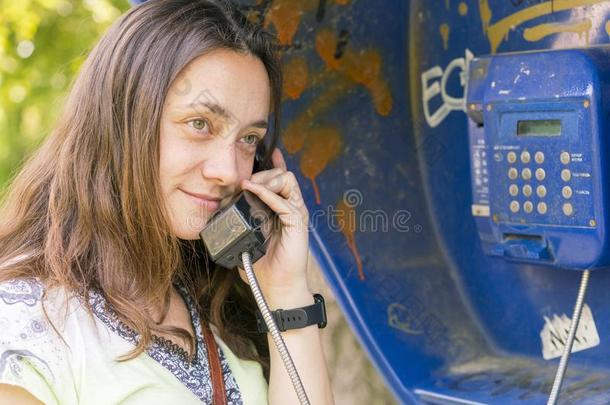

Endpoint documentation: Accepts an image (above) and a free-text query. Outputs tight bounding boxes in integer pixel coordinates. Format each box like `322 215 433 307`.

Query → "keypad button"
510 201 520 213
535 168 546 181
509 184 519 197
535 151 545 164
507 152 517 164
536 186 546 198
521 168 532 180
521 151 531 164
536 185 547 198
522 185 532 197
537 202 548 214
508 168 518 180
561 169 571 182
524 201 533 213
562 203 574 216
562 186 573 199
560 151 570 165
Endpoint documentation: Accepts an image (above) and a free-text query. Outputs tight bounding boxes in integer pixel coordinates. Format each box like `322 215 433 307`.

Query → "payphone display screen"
517 119 562 137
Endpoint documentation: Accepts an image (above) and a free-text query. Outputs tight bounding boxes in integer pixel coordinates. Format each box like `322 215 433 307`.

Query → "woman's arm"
265 289 334 405
0 384 44 405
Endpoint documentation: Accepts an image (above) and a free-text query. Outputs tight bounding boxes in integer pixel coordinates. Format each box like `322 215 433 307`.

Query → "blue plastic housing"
466 48 610 270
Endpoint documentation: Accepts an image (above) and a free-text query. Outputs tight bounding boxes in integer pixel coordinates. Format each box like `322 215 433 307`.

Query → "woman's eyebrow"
180 100 268 129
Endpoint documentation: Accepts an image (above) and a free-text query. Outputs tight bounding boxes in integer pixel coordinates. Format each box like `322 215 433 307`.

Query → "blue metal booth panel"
127 1 610 404
256 1 610 404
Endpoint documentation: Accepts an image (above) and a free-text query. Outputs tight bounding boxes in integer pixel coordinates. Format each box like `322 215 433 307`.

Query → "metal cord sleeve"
546 269 590 405
240 251 310 405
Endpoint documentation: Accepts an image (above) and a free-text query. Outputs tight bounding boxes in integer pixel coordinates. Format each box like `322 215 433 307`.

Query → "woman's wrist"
262 284 314 310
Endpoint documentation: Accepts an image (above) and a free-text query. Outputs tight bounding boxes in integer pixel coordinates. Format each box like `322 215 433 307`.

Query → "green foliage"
0 0 130 192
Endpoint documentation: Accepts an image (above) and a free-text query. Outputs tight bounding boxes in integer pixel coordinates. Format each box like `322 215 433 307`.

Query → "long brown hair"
0 0 282 380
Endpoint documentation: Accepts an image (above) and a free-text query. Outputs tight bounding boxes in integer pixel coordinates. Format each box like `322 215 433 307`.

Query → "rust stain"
481 0 605 53
264 0 351 45
336 198 365 281
283 56 309 100
523 19 592 44
299 127 343 204
315 28 393 116
440 24 450 50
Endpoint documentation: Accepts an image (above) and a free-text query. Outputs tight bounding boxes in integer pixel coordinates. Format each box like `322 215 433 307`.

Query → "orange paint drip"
283 120 309 154
336 199 365 280
484 0 604 53
478 0 492 34
264 0 316 45
299 128 342 204
283 75 352 154
523 19 592 45
283 56 309 100
264 0 352 45
440 24 450 50
458 2 468 16
315 29 393 116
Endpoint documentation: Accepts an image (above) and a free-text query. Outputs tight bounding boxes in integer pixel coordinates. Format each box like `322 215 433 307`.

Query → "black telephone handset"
199 148 277 269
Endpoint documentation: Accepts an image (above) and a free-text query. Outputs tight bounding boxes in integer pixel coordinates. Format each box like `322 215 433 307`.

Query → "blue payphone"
466 47 610 270
466 47 610 404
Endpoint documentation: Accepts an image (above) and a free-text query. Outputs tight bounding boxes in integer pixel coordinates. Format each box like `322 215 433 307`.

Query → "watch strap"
256 294 327 333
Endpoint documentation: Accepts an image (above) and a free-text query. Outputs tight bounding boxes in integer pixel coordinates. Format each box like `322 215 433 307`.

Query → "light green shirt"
0 277 268 404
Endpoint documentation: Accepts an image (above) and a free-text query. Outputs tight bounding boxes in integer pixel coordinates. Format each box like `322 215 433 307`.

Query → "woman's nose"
199 142 240 186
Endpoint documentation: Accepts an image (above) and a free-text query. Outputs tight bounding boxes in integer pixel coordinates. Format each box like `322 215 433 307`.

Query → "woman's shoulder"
0 275 96 351
0 276 76 351
0 277 79 405
0 276 72 321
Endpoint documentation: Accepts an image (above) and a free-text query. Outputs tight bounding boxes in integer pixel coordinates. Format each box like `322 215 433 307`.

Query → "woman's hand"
238 147 312 308
240 148 334 405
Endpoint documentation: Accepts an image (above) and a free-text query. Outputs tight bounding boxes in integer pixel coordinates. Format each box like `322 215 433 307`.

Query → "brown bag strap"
202 323 227 405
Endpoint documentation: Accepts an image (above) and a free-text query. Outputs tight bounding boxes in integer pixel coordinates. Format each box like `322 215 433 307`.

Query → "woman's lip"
180 189 221 211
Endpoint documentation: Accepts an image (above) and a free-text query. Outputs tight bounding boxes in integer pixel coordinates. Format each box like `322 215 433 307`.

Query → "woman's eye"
243 134 261 145
188 119 210 133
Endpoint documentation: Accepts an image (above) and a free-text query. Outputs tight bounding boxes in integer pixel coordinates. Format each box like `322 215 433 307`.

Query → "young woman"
0 0 333 404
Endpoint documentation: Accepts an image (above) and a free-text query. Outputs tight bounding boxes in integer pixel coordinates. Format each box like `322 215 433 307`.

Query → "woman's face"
159 49 271 240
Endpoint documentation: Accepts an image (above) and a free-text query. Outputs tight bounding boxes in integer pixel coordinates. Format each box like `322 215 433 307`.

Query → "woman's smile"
179 188 221 212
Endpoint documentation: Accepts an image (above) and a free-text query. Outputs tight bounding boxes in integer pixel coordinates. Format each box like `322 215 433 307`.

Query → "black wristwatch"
256 294 327 333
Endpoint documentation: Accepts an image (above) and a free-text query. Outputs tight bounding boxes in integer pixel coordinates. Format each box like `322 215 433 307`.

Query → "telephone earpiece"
253 144 274 173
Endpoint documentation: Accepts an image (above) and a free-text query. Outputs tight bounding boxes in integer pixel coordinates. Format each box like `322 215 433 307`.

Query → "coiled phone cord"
546 269 590 405
240 251 310 405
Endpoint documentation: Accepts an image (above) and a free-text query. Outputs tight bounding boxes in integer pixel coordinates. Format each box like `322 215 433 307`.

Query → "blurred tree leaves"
0 0 130 193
